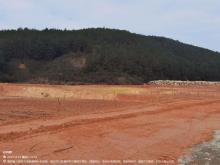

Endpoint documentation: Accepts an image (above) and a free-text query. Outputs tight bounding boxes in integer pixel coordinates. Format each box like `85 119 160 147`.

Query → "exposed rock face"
70 56 86 69
148 80 220 86
18 63 27 70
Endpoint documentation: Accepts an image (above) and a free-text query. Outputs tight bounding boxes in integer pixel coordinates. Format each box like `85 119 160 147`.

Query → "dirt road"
0 84 220 165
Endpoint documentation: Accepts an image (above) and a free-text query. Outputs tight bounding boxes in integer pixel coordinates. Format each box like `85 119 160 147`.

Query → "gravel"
148 80 220 86
178 131 220 165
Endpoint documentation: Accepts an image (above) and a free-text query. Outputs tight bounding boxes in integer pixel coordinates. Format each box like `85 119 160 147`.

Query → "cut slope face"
0 83 147 100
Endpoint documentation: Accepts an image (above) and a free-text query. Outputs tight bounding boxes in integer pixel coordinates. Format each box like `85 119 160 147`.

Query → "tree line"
0 28 220 84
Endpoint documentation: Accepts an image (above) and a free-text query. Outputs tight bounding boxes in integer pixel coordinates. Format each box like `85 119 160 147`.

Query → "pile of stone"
148 80 220 86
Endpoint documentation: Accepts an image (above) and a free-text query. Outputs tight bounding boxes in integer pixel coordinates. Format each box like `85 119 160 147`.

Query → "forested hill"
0 28 220 84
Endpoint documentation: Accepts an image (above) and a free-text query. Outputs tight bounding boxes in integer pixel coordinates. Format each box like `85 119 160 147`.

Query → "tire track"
0 99 220 142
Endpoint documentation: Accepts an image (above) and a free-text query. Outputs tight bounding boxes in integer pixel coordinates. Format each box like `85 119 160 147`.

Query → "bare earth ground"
0 83 220 165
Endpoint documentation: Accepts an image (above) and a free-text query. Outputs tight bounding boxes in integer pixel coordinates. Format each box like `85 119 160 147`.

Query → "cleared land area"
0 83 220 165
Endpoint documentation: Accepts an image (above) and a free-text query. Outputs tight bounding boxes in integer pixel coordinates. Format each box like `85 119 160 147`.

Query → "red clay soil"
0 84 220 165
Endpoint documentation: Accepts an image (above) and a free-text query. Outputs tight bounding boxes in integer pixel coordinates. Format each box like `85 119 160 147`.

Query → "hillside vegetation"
0 28 220 84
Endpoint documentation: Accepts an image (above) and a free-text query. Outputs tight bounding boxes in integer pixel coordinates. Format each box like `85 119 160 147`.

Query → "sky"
0 0 220 52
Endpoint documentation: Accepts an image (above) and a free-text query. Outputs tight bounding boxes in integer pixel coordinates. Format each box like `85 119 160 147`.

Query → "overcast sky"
0 0 219 51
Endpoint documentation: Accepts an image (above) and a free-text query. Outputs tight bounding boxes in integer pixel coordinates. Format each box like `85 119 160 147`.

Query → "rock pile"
148 80 220 86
